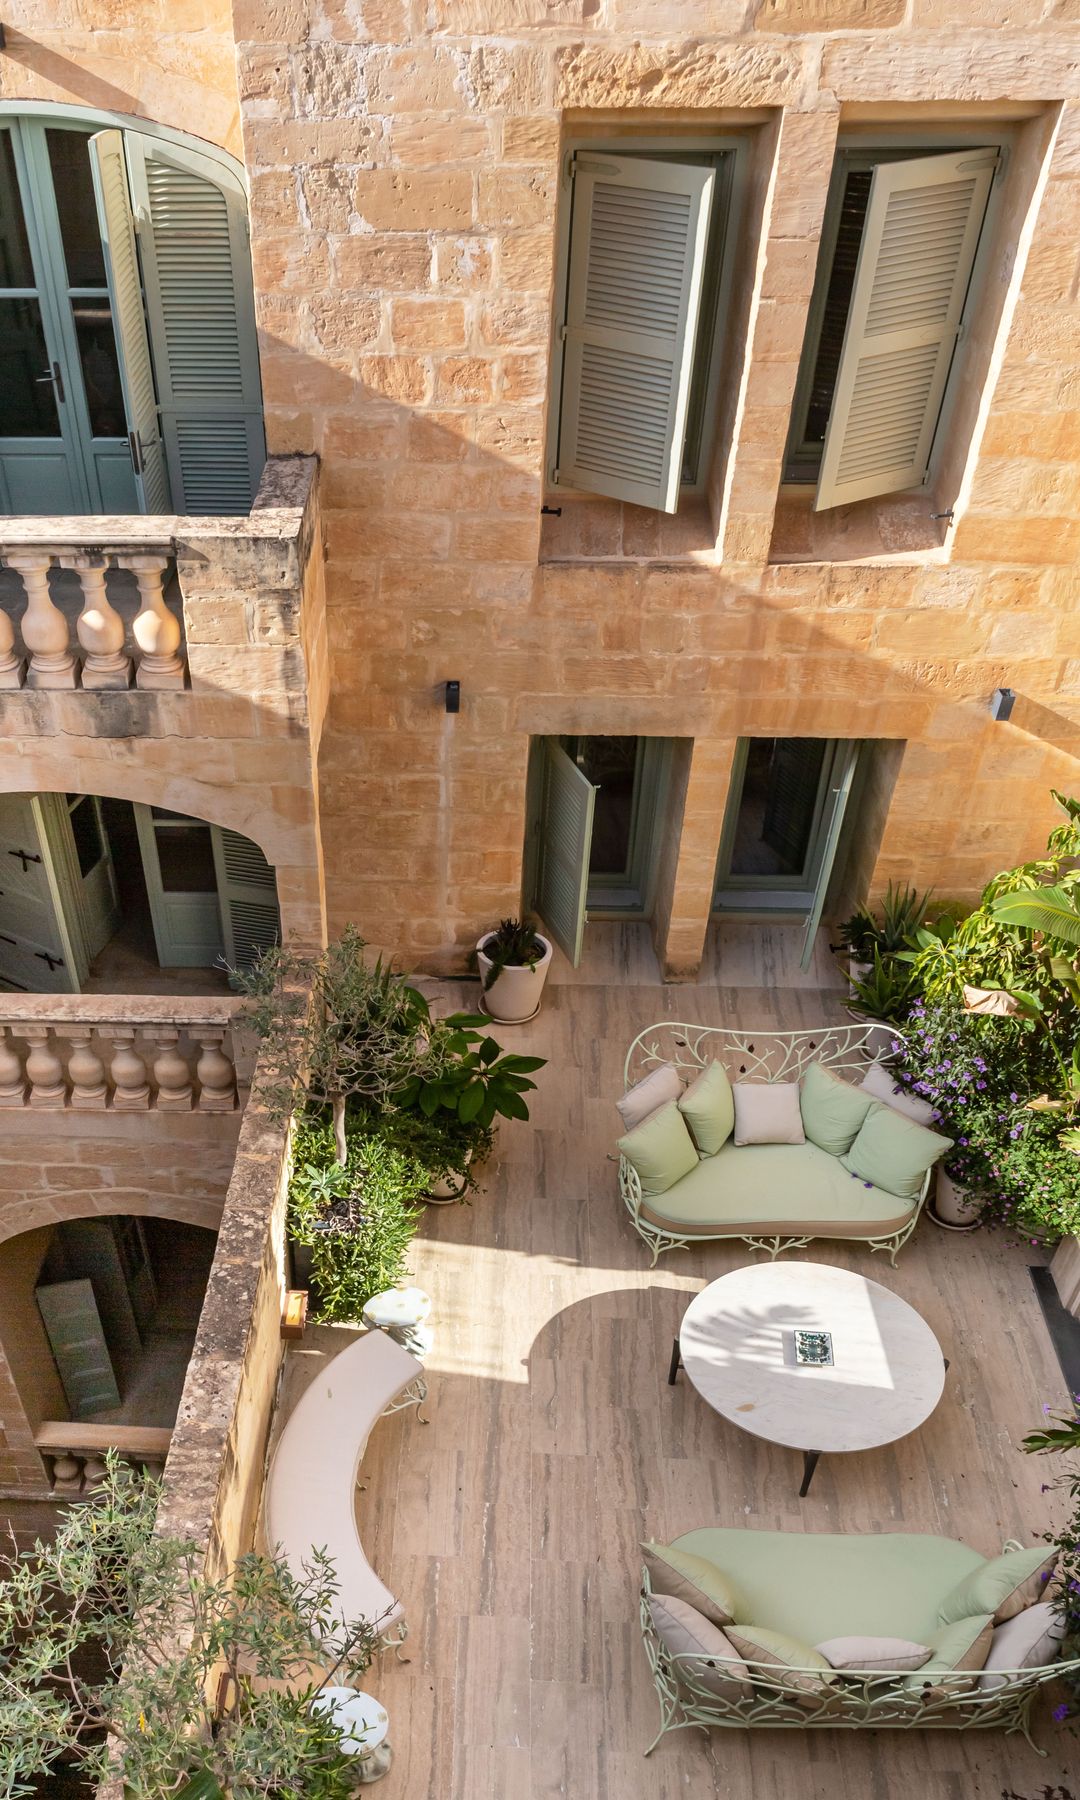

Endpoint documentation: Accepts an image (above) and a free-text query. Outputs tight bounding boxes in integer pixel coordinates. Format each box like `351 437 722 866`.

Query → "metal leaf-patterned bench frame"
640 1564 1078 1753
619 1020 928 1265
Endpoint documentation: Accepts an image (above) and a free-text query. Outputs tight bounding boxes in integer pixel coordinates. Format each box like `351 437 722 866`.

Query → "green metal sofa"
618 1021 940 1265
641 1527 1077 1752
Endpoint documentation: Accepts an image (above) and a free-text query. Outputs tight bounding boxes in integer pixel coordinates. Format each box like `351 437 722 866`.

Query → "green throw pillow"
799 1060 876 1156
677 1060 735 1156
901 1615 994 1693
618 1102 699 1197
841 1103 953 1201
937 1546 1058 1627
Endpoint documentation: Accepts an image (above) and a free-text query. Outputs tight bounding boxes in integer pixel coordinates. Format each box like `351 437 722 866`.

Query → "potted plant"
373 1102 495 1203
288 1116 426 1323
834 882 932 991
476 917 552 1023
933 1165 982 1231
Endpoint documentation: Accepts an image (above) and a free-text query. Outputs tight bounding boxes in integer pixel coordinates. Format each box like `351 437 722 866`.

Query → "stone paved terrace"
265 923 1076 1800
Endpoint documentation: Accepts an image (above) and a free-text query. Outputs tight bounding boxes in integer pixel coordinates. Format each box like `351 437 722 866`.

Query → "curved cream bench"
264 1328 426 1647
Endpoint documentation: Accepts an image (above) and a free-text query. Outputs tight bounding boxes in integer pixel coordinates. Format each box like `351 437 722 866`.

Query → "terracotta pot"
932 1168 981 1230
476 932 552 1023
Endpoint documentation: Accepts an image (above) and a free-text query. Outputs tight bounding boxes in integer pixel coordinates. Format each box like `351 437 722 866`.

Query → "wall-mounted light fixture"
443 679 460 714
990 686 1016 722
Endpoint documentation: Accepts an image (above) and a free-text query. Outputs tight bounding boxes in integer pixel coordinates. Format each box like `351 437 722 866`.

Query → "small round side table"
362 1284 433 1357
311 1686 392 1785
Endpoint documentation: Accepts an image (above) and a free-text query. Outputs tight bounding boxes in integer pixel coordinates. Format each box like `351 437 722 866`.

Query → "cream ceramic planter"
932 1168 981 1230
427 1152 472 1204
476 933 552 1023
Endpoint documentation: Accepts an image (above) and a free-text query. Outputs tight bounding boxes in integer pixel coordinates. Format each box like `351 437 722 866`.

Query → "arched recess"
0 101 263 516
0 780 284 990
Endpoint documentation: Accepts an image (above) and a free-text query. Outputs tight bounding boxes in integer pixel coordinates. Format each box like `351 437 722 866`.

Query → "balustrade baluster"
127 554 184 689
110 1030 150 1110
67 1029 108 1109
24 1025 67 1108
62 554 132 689
0 1027 27 1106
152 1031 193 1109
0 599 24 688
50 1453 84 1495
81 1457 109 1488
195 1031 237 1111
4 553 76 688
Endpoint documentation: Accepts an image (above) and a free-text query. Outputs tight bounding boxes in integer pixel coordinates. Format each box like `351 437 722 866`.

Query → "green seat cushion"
677 1060 734 1156
618 1101 699 1197
638 1140 916 1238
799 1060 876 1156
937 1545 1057 1627
841 1104 953 1202
670 1529 985 1645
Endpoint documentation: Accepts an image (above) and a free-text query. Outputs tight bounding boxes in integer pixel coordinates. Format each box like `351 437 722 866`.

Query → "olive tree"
0 1457 381 1800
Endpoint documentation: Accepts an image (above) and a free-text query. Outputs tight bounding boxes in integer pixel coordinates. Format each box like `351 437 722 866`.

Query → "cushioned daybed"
641 1528 1076 1752
616 1021 952 1265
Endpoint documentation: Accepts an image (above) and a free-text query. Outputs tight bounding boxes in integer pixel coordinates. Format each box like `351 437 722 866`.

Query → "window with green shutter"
0 112 264 518
548 140 741 515
785 138 1002 509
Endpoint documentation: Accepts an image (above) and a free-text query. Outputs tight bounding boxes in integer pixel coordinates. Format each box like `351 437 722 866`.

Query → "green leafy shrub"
289 1114 426 1323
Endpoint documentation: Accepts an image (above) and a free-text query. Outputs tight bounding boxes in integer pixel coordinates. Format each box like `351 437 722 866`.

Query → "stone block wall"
4 4 1080 975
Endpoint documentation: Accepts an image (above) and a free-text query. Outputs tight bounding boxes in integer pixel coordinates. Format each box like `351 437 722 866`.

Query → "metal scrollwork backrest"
624 1020 902 1092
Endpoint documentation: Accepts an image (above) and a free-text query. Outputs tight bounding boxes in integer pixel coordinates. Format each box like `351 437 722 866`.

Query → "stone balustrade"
35 1422 173 1495
0 543 184 691
0 996 250 1113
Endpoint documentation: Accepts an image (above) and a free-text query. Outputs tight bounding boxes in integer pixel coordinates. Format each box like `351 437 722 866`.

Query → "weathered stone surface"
755 0 902 25
554 39 806 107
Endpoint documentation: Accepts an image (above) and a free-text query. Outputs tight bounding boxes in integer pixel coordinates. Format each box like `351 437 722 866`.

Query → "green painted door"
35 1278 121 1419
0 121 138 514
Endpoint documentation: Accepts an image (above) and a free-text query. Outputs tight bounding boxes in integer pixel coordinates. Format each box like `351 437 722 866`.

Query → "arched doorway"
0 790 279 993
0 109 264 516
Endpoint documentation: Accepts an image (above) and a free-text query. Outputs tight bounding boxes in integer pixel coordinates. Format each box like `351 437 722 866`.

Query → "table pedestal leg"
667 1338 681 1385
799 1450 821 1497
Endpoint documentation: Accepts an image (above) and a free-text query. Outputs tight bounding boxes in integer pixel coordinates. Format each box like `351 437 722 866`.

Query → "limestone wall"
223 5 1080 971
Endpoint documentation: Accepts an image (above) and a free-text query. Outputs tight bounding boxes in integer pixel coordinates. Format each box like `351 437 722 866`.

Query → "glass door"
714 738 860 916
561 736 670 914
0 120 138 514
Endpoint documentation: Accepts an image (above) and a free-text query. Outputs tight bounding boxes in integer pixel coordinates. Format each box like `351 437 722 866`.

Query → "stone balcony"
0 456 329 952
0 455 322 712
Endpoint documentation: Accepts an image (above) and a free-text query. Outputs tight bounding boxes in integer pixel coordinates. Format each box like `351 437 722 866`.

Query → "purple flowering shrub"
892 1001 1080 1240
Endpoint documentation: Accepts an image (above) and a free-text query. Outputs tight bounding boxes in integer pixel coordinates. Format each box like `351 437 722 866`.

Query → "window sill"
539 494 720 565
768 484 950 567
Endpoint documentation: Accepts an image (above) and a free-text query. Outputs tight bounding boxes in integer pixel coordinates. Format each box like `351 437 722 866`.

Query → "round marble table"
671 1262 946 1495
311 1686 392 1783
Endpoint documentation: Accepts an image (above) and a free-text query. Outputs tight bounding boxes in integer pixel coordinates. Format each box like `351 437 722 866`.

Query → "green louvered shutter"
88 131 170 513
815 149 996 511
124 132 265 514
210 826 281 972
554 154 714 514
532 739 596 969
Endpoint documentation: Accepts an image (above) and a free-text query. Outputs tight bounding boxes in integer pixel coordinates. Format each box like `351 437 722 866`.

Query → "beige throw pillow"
859 1060 938 1127
814 1635 932 1674
642 1542 742 1629
616 1063 682 1133
979 1602 1066 1691
647 1594 752 1700
731 1082 805 1147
